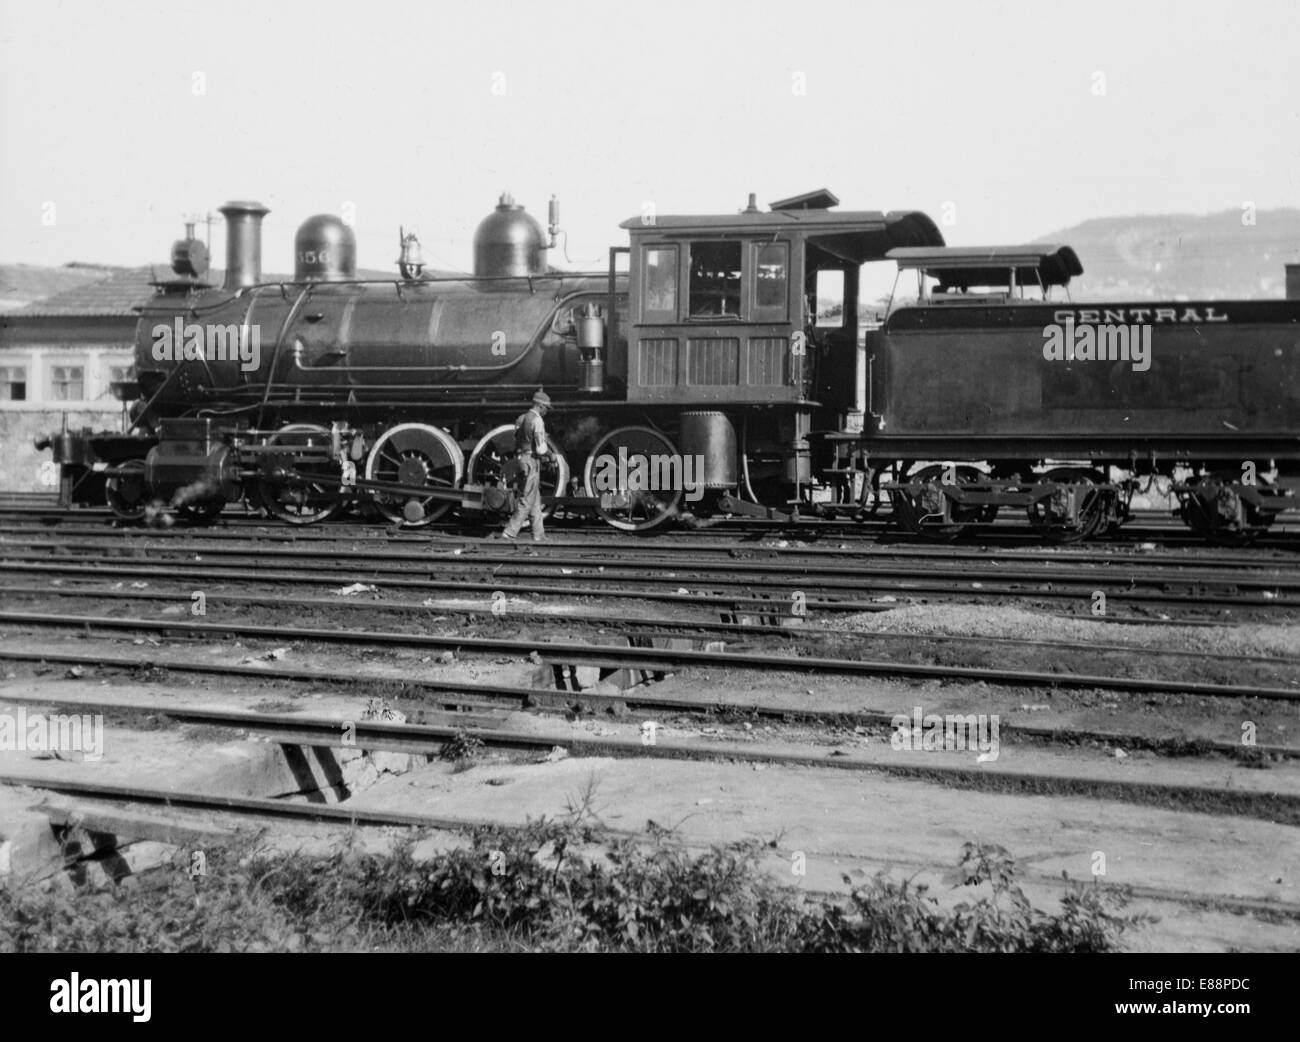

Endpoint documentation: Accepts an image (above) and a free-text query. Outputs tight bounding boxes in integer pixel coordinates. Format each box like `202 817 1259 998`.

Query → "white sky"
1 0 1297 275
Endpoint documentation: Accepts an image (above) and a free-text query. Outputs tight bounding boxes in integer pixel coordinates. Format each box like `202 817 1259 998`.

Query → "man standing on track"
497 388 551 542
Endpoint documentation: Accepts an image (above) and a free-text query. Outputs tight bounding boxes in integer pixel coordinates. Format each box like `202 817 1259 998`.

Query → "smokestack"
1286 263 1300 301
218 201 270 290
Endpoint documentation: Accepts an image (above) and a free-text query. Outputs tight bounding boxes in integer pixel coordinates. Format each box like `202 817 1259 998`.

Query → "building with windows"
0 266 155 491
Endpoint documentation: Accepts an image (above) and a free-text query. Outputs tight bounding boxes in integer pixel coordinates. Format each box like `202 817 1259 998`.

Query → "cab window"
689 241 742 319
752 242 788 321
642 246 678 321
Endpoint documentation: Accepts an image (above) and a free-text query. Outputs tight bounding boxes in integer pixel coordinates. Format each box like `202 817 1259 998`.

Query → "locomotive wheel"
890 464 994 540
365 423 464 526
105 460 148 521
466 424 570 519
582 426 683 532
1026 468 1108 543
258 424 346 525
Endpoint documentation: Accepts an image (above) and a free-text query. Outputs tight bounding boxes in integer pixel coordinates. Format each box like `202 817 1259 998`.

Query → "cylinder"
580 356 605 393
219 201 269 291
577 310 604 350
294 214 357 281
679 411 738 489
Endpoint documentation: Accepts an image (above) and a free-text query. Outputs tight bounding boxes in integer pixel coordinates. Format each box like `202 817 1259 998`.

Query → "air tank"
473 193 546 277
295 215 357 281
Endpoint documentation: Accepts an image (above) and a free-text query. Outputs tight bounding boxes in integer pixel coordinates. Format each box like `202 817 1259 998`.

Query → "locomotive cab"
619 191 942 503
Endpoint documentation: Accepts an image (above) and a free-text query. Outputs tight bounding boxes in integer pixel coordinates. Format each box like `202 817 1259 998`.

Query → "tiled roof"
0 264 118 311
10 265 161 317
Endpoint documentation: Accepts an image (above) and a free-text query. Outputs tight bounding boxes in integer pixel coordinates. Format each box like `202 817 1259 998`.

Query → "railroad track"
3 541 1297 613
3 501 1299 548
5 497 1297 949
6 675 1293 760
5 524 1300 571
3 610 1297 701
6 581 1300 669
11 534 1298 586
4 693 1297 824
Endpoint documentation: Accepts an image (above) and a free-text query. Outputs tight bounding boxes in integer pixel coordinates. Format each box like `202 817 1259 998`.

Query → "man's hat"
532 388 552 408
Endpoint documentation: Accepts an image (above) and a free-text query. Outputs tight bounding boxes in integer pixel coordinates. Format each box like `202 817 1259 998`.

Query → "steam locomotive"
40 188 1300 541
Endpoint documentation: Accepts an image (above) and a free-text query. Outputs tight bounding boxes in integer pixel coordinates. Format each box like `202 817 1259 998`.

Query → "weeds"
0 816 1152 953
439 729 486 764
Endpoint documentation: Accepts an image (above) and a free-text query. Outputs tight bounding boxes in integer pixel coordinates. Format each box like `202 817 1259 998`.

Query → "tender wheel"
1180 472 1275 546
365 422 464 526
258 424 346 525
583 426 683 532
890 463 994 540
1026 467 1108 543
466 424 570 519
106 460 148 521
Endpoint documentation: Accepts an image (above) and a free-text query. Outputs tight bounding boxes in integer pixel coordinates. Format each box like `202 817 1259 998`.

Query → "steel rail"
0 560 883 612
1 707 1294 824
0 583 815 637
14 689 1296 761
7 540 1298 590
1 510 1296 551
3 648 1297 762
4 526 1298 571
1 555 1293 613
1 501 1295 535
3 611 1298 700
4 582 1299 666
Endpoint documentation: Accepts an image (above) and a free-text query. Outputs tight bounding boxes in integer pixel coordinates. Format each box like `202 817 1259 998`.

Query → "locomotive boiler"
39 188 1300 541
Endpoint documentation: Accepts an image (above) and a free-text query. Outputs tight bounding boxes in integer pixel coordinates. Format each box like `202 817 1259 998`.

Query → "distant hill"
1034 209 1300 301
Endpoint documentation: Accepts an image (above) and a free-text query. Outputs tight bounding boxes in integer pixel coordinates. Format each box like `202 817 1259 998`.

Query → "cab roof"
885 245 1084 287
621 209 945 264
